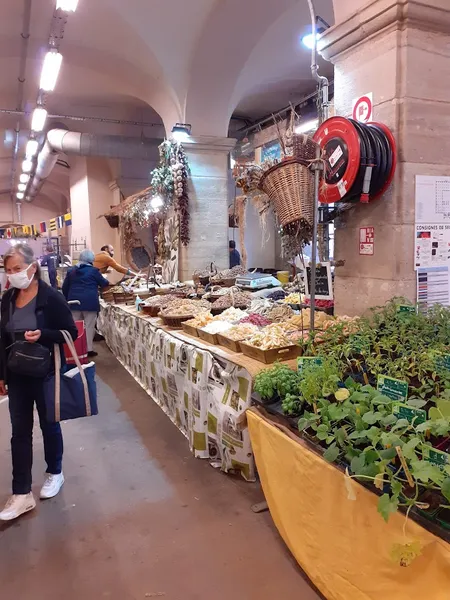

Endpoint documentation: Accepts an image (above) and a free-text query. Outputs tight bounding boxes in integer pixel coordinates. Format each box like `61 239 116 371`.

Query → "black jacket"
0 280 78 380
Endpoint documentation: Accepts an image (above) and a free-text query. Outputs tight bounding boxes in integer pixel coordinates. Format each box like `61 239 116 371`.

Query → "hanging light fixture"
56 0 79 11
18 183 27 192
171 123 192 141
22 159 33 173
301 16 330 50
19 173 30 184
40 50 63 92
16 192 24 200
26 139 39 157
31 107 48 132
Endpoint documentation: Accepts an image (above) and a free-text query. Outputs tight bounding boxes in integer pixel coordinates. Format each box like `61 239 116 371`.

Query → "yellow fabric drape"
248 409 450 600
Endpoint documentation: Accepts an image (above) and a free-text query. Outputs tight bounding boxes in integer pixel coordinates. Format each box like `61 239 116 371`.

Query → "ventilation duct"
27 129 160 201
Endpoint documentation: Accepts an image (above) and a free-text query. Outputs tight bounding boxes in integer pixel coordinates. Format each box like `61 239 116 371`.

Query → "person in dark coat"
0 243 78 522
40 245 59 289
62 249 109 358
229 240 241 268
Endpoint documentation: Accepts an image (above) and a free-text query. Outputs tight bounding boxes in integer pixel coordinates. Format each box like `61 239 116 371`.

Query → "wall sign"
359 226 374 255
261 140 282 163
352 93 373 123
304 262 333 300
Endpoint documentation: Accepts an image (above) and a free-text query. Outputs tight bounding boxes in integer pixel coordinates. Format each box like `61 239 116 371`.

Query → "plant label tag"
436 354 450 372
297 356 323 374
422 447 450 471
392 402 427 425
378 375 408 402
397 304 416 315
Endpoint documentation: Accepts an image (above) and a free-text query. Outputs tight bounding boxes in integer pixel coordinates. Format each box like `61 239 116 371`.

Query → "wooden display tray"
197 329 219 345
216 333 243 353
141 305 161 317
240 342 301 364
181 322 199 338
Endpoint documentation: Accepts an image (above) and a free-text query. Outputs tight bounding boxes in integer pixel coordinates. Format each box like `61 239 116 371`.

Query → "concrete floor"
0 343 321 600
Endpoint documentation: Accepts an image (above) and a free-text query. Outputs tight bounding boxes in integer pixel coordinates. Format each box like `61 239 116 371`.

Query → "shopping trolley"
65 300 88 365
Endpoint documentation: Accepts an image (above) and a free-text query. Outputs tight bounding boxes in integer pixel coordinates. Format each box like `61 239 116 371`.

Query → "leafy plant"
254 363 300 401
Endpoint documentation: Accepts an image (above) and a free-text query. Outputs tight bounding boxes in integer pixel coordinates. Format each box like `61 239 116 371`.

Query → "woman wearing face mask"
0 243 78 521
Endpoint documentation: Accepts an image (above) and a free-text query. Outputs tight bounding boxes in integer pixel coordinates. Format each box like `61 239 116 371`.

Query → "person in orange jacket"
93 245 136 276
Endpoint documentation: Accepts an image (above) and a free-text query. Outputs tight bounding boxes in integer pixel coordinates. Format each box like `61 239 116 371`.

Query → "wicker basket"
160 314 194 329
293 133 319 164
258 158 314 229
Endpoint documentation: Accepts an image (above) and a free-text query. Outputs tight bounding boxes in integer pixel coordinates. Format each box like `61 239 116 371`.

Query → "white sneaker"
0 493 36 521
40 473 65 500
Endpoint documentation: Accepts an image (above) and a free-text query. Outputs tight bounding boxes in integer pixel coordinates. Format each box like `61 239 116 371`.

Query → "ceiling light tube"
22 159 33 173
40 50 63 92
16 192 24 200
26 139 39 157
56 0 79 11
19 173 30 184
18 183 27 192
295 119 319 134
31 107 48 132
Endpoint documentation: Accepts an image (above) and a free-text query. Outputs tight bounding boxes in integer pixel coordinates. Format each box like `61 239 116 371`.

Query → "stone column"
321 0 450 315
179 136 236 281
69 156 91 252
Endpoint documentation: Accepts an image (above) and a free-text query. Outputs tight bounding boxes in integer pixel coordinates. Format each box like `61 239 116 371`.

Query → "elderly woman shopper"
0 243 78 521
62 249 109 357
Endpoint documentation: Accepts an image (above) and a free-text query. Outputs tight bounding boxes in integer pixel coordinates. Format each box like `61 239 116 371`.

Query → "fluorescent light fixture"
40 50 63 92
18 183 27 192
301 16 329 50
19 173 30 184
56 0 79 10
151 195 164 209
295 119 319 134
16 192 24 200
26 139 39 157
302 33 322 50
171 123 191 141
22 159 33 173
31 107 48 132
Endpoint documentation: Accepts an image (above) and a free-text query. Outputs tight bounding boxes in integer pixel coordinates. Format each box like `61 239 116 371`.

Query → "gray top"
7 298 38 334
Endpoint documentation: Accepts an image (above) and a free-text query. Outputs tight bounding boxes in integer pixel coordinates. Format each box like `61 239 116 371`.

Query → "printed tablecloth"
98 303 255 481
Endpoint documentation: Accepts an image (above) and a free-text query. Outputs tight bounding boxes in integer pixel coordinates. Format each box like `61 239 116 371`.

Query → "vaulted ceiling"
0 0 334 215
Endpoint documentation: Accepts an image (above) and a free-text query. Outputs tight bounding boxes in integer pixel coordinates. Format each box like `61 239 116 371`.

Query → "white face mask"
8 266 34 290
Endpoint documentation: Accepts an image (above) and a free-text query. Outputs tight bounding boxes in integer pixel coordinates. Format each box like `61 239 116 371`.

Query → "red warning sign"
352 93 373 123
360 227 374 255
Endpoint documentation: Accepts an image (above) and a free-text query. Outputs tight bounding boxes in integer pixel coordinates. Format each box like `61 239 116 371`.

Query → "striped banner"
49 218 57 232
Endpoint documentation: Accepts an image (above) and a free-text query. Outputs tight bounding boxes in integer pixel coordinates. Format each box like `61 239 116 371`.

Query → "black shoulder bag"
7 300 52 378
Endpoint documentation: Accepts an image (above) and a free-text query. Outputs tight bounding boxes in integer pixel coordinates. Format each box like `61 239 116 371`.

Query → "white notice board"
415 176 450 270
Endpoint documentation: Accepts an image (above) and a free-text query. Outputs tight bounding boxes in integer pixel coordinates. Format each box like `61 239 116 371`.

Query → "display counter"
98 302 295 481
247 408 450 600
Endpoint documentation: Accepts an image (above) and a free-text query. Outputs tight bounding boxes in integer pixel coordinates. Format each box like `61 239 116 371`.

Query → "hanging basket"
258 158 314 229
293 133 319 164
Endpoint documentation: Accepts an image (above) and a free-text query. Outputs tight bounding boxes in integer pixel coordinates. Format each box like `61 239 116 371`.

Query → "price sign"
392 402 427 425
423 447 450 471
436 354 450 372
298 356 323 373
304 262 333 301
397 304 416 315
423 447 450 470
377 375 408 402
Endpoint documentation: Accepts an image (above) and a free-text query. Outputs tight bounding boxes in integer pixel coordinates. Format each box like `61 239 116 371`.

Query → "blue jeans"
8 373 63 494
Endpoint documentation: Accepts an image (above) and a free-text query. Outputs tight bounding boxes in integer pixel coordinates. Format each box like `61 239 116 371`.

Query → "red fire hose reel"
313 117 397 205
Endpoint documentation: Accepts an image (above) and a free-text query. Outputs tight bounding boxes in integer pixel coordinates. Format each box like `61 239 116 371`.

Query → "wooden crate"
240 342 301 364
197 329 219 345
216 333 242 353
181 322 199 338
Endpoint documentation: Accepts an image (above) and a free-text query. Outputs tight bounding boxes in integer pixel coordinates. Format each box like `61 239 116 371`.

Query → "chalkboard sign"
304 262 333 300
